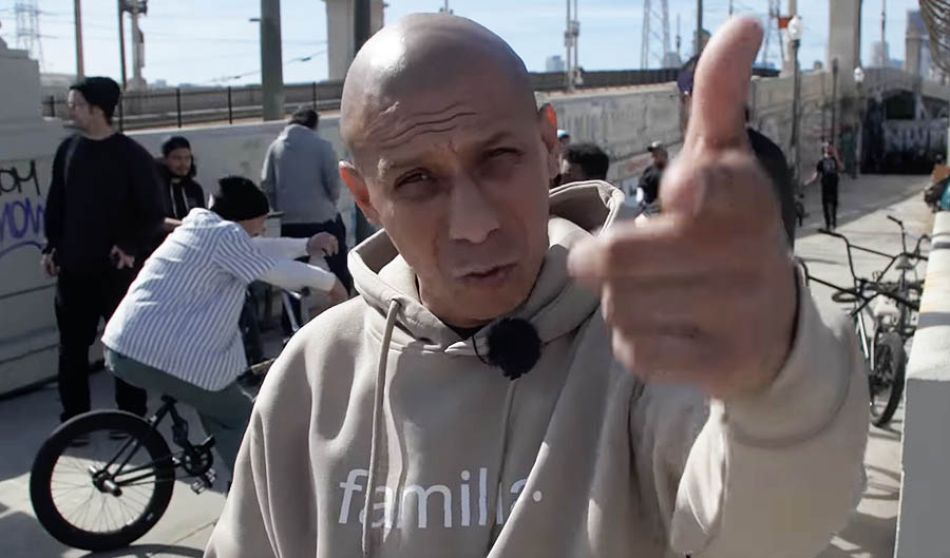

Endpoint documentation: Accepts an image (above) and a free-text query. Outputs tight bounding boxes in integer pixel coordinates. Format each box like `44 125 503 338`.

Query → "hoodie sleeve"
261 143 277 209
321 141 342 205
204 334 319 558
630 287 868 558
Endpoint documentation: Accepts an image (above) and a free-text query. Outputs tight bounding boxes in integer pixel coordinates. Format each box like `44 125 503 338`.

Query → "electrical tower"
14 0 45 68
760 0 783 68
640 0 672 69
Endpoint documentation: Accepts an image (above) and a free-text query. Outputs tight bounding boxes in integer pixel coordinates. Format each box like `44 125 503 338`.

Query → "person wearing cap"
638 140 668 213
42 76 164 425
102 176 348 477
157 135 206 234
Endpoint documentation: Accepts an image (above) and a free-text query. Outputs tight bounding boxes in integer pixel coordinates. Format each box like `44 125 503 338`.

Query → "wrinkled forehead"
347 61 537 173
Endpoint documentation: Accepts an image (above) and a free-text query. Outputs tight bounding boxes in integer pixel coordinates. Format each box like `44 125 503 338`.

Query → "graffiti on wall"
0 161 45 260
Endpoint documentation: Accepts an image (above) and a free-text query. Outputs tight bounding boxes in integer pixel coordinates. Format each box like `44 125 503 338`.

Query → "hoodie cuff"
722 279 855 446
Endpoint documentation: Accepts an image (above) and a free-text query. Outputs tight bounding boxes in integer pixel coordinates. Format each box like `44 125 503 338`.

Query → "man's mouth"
456 263 517 286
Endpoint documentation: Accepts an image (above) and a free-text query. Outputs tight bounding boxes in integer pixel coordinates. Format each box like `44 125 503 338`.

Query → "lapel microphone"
479 318 542 381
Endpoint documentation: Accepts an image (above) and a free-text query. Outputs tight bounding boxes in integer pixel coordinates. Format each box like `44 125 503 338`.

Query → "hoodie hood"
278 123 317 150
348 181 630 353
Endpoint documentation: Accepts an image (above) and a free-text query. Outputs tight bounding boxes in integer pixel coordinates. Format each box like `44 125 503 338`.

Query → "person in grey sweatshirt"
261 107 353 294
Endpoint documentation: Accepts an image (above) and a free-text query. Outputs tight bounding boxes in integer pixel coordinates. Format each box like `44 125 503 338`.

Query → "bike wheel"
30 411 176 551
868 332 907 427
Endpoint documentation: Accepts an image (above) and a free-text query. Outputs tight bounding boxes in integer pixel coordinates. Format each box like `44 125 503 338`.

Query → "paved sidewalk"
0 173 932 557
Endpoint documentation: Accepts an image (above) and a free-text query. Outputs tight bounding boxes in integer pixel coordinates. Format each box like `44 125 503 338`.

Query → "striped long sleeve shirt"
103 209 335 391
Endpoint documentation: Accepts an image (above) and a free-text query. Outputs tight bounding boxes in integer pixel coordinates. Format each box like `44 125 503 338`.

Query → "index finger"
686 16 763 151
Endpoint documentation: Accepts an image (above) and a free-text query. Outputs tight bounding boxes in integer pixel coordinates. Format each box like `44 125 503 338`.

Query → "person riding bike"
101 176 347 477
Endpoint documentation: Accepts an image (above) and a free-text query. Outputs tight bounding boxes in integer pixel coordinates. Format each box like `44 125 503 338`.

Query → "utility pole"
676 13 681 60
439 0 452 13
695 0 703 55
117 0 127 89
260 0 284 121
354 0 371 50
353 0 374 244
74 0 84 78
881 0 886 65
564 0 579 91
729 0 734 16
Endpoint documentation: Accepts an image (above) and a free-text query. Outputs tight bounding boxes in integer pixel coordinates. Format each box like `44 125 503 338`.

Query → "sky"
0 0 923 87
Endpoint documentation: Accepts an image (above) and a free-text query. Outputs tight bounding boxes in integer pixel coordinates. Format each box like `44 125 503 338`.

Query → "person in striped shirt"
102 176 347 476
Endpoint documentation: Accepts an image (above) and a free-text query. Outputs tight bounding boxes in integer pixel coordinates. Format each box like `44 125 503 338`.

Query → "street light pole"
788 14 803 183
853 66 865 177
696 0 703 55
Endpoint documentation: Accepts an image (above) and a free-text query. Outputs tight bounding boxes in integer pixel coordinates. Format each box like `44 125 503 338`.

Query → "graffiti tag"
0 161 45 260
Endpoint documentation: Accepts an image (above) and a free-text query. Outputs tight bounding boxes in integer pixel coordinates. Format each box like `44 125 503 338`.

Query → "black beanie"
211 176 270 221
161 135 191 157
69 77 122 120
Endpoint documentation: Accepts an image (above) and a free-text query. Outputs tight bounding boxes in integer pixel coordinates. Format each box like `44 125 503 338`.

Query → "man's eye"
487 148 520 159
395 171 434 190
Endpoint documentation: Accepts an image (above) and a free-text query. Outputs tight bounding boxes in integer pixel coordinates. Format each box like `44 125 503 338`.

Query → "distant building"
871 40 890 68
152 79 169 89
906 10 932 78
545 55 566 73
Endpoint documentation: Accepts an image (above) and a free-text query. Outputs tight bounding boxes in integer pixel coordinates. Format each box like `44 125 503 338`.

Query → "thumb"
685 16 763 151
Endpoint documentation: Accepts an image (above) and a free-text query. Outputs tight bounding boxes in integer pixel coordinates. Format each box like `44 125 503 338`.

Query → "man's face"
164 147 193 178
559 157 586 183
239 215 268 237
67 90 96 132
344 77 559 328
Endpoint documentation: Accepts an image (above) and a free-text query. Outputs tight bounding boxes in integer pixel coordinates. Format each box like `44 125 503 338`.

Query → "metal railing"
42 68 779 131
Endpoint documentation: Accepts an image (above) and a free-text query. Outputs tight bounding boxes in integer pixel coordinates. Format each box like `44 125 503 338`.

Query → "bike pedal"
190 479 207 494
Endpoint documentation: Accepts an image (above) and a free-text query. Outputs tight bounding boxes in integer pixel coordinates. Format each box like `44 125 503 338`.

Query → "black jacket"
748 128 796 246
44 133 164 273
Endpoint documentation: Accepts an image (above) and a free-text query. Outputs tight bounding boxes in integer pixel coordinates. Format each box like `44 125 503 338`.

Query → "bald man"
206 15 867 558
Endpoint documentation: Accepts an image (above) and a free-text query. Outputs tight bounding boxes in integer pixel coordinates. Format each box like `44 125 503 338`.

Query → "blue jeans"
104 349 253 478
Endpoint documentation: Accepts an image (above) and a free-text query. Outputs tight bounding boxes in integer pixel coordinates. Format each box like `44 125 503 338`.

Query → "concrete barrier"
895 212 950 558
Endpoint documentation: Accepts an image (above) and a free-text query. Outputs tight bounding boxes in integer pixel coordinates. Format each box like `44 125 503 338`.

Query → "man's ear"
339 162 381 225
537 103 560 179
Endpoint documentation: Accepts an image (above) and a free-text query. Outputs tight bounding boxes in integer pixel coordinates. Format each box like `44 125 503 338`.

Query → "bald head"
340 14 537 156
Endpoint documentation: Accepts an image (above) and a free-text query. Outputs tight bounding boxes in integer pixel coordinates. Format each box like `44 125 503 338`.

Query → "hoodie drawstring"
362 299 400 558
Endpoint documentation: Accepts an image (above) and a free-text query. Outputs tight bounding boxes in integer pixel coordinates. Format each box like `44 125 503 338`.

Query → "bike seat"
160 395 178 405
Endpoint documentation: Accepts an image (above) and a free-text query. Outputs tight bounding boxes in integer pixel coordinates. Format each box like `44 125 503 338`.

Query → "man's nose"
448 174 500 245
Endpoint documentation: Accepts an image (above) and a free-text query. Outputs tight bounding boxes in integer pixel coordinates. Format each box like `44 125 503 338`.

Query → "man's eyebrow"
376 130 519 180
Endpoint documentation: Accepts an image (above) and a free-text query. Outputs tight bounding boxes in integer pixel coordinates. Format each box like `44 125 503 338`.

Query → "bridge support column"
324 0 385 81
827 0 862 91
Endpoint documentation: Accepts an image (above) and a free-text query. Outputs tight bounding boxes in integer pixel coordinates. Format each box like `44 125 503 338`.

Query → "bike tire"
869 334 907 428
30 411 176 551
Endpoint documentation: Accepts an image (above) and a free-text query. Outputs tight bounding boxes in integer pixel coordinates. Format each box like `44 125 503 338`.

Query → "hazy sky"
0 0 921 86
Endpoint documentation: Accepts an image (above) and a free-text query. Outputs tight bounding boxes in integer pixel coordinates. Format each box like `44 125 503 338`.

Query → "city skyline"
0 0 923 87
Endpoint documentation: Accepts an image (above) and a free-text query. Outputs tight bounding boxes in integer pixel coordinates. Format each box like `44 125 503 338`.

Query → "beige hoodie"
206 182 868 558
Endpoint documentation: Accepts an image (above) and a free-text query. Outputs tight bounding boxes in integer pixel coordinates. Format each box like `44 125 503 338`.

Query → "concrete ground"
0 173 933 557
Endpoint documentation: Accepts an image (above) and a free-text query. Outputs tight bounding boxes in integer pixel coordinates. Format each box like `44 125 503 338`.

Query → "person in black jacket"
42 77 164 425
157 135 206 234
677 56 797 246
